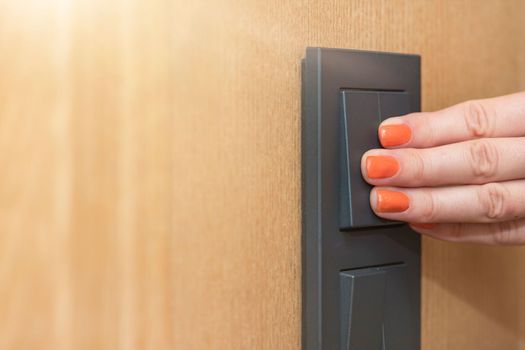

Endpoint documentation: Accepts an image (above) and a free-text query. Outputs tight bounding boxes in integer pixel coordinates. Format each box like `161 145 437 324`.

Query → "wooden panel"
173 2 305 348
0 0 523 349
0 1 173 349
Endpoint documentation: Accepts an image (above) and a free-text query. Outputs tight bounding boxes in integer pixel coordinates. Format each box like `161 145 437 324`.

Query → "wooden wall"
0 0 523 349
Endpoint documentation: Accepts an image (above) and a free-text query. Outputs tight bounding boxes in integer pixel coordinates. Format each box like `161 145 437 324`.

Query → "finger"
361 137 525 187
409 219 525 245
370 181 525 224
378 92 525 148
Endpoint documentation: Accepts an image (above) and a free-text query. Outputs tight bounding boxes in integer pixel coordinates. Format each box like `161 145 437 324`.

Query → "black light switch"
340 264 412 350
340 90 381 229
340 268 386 350
340 90 410 229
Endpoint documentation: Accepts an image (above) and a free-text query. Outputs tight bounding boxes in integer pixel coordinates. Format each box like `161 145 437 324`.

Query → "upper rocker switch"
340 90 410 229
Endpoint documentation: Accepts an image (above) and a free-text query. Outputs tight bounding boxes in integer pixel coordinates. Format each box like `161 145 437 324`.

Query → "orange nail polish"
410 223 438 230
366 156 399 179
378 124 412 147
375 190 410 213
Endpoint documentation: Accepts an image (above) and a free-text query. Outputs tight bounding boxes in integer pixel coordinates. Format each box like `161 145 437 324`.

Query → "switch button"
340 90 410 229
340 268 386 350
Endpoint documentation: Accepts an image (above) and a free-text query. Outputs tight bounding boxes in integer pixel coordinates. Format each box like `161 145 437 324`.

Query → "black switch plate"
302 48 421 350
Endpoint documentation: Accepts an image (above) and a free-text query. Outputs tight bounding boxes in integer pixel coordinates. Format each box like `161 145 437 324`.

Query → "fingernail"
410 223 438 230
378 124 412 147
366 156 399 179
375 189 410 213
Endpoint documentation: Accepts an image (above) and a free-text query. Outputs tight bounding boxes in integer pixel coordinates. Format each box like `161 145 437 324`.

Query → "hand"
361 92 525 244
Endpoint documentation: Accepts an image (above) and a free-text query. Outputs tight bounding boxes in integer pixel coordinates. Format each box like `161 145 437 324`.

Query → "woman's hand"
361 92 525 244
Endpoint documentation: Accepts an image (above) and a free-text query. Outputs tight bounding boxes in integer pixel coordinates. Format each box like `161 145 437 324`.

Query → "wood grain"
0 1 173 349
173 1 304 348
0 0 523 349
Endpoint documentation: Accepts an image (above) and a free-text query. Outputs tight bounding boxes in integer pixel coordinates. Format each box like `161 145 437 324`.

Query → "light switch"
340 268 386 350
340 264 409 350
340 90 410 229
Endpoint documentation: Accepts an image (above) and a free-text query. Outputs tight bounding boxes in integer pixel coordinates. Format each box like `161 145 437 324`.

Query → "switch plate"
302 48 420 350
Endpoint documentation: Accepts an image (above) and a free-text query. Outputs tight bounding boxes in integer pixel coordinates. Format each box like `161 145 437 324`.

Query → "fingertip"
360 150 376 182
376 189 410 213
363 155 400 180
369 187 378 211
361 149 373 167
378 123 412 148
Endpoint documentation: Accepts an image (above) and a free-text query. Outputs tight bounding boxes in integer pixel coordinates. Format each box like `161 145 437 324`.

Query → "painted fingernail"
375 189 410 213
378 124 412 147
410 223 438 230
366 156 399 179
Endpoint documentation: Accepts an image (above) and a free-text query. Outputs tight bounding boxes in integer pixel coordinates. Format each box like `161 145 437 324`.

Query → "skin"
361 92 525 245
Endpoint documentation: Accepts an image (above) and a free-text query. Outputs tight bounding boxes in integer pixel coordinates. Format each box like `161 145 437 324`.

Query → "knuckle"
406 149 426 184
463 100 495 138
468 140 499 181
477 183 513 221
419 190 438 222
491 221 520 245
